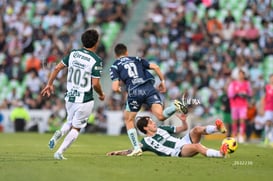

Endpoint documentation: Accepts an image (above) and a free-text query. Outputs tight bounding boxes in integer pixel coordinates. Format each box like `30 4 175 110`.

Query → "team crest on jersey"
130 100 139 109
73 52 91 62
94 66 103 70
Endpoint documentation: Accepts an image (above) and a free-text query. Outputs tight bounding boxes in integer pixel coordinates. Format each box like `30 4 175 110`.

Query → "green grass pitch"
0 133 272 181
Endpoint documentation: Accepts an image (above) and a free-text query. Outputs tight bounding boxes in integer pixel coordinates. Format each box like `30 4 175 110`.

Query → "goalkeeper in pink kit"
228 70 252 143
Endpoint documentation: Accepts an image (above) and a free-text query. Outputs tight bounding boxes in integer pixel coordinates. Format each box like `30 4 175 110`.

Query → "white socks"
60 123 72 136
205 125 217 134
127 128 140 150
56 129 79 154
206 149 223 157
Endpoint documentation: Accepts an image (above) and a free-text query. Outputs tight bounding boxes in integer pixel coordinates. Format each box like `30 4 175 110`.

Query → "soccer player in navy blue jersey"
109 43 188 156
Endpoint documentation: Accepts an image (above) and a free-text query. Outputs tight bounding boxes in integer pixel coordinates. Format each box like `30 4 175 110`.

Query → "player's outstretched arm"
41 62 65 97
149 63 166 93
106 149 133 156
175 114 188 133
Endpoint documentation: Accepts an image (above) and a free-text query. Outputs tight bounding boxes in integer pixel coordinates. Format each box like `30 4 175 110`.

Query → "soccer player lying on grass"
107 114 229 157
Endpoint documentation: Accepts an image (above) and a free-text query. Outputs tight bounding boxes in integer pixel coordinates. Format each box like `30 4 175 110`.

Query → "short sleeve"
137 57 150 69
91 58 103 78
62 54 69 66
109 64 119 81
158 125 176 134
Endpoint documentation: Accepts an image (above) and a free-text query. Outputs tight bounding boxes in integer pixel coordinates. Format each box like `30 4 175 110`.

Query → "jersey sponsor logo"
129 100 139 109
66 89 80 97
132 78 145 85
73 52 91 62
130 89 147 96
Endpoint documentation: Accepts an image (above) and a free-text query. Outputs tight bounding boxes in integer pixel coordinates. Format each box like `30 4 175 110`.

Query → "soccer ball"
222 137 238 153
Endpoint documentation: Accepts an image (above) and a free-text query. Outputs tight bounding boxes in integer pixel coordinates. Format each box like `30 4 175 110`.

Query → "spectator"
0 31 7 53
263 35 273 56
222 21 236 41
25 69 42 95
224 10 236 24
25 54 41 73
10 56 24 82
245 21 260 43
10 101 30 132
6 87 21 105
263 4 273 22
96 2 115 24
219 83 232 137
22 87 36 109
245 99 257 142
206 15 223 37
7 29 23 57
254 106 267 138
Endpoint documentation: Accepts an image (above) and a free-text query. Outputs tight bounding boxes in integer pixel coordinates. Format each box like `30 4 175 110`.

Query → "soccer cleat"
48 130 62 150
54 152 67 160
220 143 228 157
215 119 227 133
127 148 142 156
174 100 188 114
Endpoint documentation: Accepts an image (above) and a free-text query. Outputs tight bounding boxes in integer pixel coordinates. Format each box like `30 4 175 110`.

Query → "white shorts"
171 133 192 157
65 100 94 129
264 111 273 123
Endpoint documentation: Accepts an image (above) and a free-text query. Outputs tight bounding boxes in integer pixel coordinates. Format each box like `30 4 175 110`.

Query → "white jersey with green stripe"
62 48 103 103
140 126 182 156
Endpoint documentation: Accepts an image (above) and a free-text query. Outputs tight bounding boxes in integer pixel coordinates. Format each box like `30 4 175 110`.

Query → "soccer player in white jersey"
107 114 229 158
41 29 105 160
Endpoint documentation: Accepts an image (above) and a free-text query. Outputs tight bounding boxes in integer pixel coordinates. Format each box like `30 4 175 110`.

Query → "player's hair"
81 29 99 48
114 43 127 56
136 116 150 134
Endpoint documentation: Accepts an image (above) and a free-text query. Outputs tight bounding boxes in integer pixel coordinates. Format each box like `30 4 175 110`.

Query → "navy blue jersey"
109 56 155 91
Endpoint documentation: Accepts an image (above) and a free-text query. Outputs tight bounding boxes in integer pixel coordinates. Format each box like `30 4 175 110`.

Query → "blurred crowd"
137 0 271 109
132 0 273 142
0 0 132 124
1 0 273 140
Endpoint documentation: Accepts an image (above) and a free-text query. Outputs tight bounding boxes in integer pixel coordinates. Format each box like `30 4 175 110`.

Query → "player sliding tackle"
109 43 188 156
107 114 229 158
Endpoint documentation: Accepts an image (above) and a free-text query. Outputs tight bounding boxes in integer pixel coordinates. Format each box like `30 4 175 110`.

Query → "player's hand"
180 113 187 121
98 93 105 101
41 85 54 97
158 81 166 93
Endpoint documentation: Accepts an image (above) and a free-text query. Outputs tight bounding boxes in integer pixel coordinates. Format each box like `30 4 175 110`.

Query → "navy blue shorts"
125 82 162 112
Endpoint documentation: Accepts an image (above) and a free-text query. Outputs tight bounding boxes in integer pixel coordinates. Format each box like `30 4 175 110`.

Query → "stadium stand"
0 0 133 111
1 0 273 140
137 0 273 118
